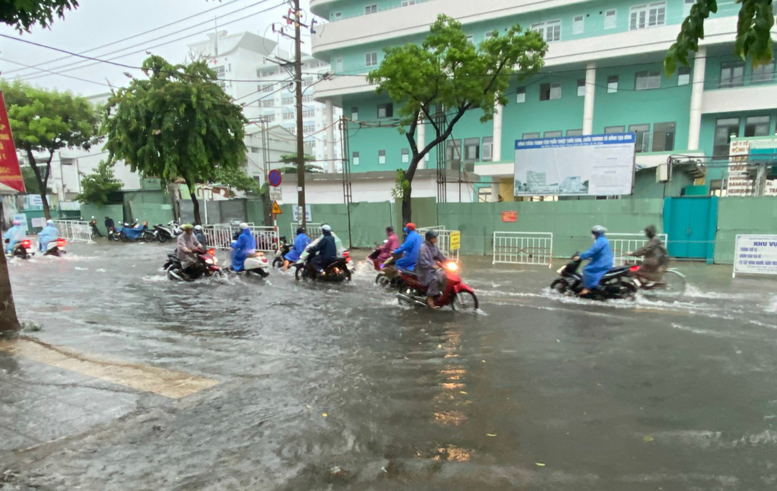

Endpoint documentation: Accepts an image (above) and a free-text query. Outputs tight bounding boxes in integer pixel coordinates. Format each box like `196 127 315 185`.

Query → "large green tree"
367 15 546 224
102 55 249 224
277 153 322 174
0 80 99 220
666 0 775 74
76 160 122 206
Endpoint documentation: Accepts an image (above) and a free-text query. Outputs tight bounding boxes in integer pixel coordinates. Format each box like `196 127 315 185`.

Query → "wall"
129 202 174 227
80 204 125 235
714 197 777 264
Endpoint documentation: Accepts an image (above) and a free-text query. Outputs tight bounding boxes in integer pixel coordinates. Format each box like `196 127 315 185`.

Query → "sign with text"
514 133 635 197
271 201 282 215
12 213 27 232
501 210 517 223
450 231 461 251
31 217 46 229
0 92 25 193
727 139 753 196
269 185 282 202
733 234 777 277
293 204 311 222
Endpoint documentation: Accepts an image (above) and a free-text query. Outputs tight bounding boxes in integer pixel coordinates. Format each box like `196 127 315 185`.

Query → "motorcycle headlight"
204 258 214 265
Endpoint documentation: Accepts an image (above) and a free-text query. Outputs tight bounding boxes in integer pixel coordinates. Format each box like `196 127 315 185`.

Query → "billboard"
0 92 24 194
514 133 635 197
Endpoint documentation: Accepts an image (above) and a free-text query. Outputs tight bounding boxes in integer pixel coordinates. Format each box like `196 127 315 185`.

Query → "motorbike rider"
104 216 116 234
417 229 448 309
284 226 310 270
628 224 669 284
4 219 26 254
574 225 613 297
393 223 423 271
193 225 207 246
230 223 256 273
176 224 203 275
89 216 103 238
37 219 60 252
307 224 337 272
375 226 400 265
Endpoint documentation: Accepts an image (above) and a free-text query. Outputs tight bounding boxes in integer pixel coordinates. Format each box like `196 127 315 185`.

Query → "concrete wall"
80 204 124 235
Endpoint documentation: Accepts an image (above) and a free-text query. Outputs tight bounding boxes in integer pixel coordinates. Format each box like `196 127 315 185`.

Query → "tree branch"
420 105 439 137
406 109 420 157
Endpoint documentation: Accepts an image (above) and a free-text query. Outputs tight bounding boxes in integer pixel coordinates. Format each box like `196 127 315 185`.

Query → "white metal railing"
418 226 460 261
608 233 668 266
203 224 278 252
492 232 553 267
291 222 323 241
53 220 92 243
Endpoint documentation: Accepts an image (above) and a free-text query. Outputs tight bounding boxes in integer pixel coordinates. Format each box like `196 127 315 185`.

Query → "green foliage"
76 160 122 205
22 166 40 194
666 0 775 74
277 153 323 174
0 0 78 31
391 169 410 200
213 166 260 194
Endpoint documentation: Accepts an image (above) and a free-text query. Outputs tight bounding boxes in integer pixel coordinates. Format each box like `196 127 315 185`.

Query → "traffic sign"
450 231 461 251
268 169 282 187
269 186 282 202
271 201 282 215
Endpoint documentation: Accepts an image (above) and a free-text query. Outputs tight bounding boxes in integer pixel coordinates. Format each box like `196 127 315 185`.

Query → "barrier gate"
608 233 668 266
492 232 553 267
53 220 93 243
203 224 278 252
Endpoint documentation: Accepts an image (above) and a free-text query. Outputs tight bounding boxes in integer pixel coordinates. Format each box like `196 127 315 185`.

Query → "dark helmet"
296 227 305 235
386 226 394 233
643 224 657 239
425 229 439 240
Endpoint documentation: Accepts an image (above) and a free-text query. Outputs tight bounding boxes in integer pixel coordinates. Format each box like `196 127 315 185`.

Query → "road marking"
0 338 220 399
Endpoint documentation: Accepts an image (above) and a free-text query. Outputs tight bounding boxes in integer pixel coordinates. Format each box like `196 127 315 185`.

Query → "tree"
367 15 546 224
21 166 41 195
277 153 322 174
0 80 99 220
0 0 78 31
665 0 775 74
102 55 249 224
76 160 122 206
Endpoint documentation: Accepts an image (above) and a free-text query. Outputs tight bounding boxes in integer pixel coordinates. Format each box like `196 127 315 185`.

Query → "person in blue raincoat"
4 220 26 254
393 223 423 271
230 223 256 272
37 220 60 252
575 225 613 296
284 227 310 270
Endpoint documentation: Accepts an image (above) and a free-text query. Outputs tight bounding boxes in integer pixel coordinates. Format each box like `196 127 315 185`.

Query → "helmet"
321 224 332 232
643 224 656 239
405 223 416 231
181 223 194 231
425 229 439 240
12 219 20 226
194 225 202 231
239 223 249 230
46 219 54 226
592 225 607 235
296 227 305 235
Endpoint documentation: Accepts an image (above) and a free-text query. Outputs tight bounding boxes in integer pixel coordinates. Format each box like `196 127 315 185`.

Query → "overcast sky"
0 0 311 96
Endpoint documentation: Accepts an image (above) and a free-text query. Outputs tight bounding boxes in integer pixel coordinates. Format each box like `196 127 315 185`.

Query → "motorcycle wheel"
452 291 479 312
398 286 416 305
157 234 168 243
550 279 568 294
341 268 352 283
295 266 309 282
272 257 284 269
375 273 391 289
618 281 637 299
120 233 130 243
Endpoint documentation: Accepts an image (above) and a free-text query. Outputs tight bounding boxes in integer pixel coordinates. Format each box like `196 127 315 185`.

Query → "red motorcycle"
396 262 478 311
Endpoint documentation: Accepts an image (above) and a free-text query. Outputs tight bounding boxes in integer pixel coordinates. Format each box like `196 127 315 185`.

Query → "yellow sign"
271 201 282 215
450 231 461 251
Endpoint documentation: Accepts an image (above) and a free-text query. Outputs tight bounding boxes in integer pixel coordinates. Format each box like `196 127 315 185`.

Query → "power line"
0 57 113 88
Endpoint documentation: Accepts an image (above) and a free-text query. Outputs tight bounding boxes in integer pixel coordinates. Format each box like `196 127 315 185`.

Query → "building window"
678 66 691 85
333 12 342 21
577 79 586 96
539 82 562 101
572 15 584 35
719 62 745 88
378 150 386 164
262 100 273 107
683 0 694 17
630 3 666 30
401 148 410 163
607 75 619 93
752 62 775 84
464 138 480 161
710 179 726 197
745 116 770 137
303 124 315 134
377 103 393 118
629 124 651 152
262 84 273 93
485 30 496 40
302 95 313 103
652 122 676 152
567 129 583 136
265 114 275 122
516 86 526 103
635 70 661 90
544 130 563 138
353 151 360 165
365 5 377 14
401 0 416 6
466 35 474 44
522 132 540 139
282 96 293 105
283 112 294 120
302 110 315 118
482 137 493 161
604 9 617 29
366 52 378 67
604 126 625 134
351 107 358 121
446 139 462 162
713 117 739 157
532 20 561 42
302 77 313 87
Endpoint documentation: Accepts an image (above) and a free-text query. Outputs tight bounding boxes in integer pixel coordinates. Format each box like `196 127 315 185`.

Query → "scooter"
370 249 400 289
42 238 67 257
294 254 352 282
396 261 478 311
118 223 147 242
228 249 270 277
5 239 33 259
165 248 222 281
549 253 636 300
154 221 180 243
272 236 291 268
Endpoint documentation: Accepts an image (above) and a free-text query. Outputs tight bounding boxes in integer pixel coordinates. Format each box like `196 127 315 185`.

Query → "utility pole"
293 0 306 227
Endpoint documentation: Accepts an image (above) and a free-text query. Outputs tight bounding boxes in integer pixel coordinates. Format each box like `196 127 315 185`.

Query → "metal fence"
203 224 278 252
609 233 668 266
418 226 460 261
53 220 93 243
291 222 324 241
492 232 553 267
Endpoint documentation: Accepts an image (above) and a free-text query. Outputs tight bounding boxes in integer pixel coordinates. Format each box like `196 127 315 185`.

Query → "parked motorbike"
272 236 291 268
154 221 180 243
550 253 636 300
140 223 157 242
89 219 103 238
5 239 33 259
42 238 67 257
294 255 352 282
108 228 121 242
165 248 222 281
396 261 478 311
118 223 148 242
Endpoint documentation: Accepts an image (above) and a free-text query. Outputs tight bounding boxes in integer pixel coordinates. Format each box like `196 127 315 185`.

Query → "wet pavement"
2 241 777 490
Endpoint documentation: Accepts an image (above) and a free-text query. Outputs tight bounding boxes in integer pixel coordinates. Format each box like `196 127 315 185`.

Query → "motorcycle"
294 254 352 282
118 223 148 242
108 227 121 242
140 222 157 242
165 248 222 281
550 253 637 300
228 249 270 277
5 239 33 259
42 238 67 257
272 236 291 268
154 221 180 243
89 219 103 238
369 247 400 289
396 261 478 311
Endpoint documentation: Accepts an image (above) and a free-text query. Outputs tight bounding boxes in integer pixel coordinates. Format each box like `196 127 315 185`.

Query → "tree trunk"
41 195 52 221
27 151 52 220
166 182 180 222
401 182 413 226
190 194 201 225
0 252 20 333
261 190 272 226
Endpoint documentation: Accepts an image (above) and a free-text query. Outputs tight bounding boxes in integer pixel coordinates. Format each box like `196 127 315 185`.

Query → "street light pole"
293 0 306 227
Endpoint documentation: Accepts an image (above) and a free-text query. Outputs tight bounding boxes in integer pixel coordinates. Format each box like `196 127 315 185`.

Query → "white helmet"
239 223 249 230
321 224 332 232
46 219 54 226
592 225 607 234
194 225 202 231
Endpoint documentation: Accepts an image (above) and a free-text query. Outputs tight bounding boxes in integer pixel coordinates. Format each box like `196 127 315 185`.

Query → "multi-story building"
310 0 773 200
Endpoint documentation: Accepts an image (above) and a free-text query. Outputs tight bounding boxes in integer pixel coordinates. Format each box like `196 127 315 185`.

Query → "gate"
203 224 277 252
291 222 323 241
492 232 553 267
53 220 93 243
663 197 718 261
608 233 668 266
418 226 460 261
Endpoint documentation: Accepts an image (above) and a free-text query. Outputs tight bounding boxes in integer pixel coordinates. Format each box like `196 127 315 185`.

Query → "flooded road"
3 241 777 490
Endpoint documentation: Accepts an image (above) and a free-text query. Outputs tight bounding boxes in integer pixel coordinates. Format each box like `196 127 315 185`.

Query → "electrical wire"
0 57 114 88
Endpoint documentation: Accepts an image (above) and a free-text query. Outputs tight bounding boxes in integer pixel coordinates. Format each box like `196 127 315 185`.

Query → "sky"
0 0 311 96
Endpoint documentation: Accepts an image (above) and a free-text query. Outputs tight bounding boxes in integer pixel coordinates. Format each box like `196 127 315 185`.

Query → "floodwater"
3 241 777 490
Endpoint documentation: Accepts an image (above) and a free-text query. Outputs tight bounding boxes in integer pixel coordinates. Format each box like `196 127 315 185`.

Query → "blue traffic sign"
269 169 282 187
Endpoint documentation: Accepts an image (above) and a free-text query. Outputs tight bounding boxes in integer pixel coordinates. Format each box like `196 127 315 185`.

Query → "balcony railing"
705 71 777 91
329 0 429 23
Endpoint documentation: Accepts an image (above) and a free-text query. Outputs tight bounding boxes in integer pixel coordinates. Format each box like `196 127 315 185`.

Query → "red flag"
0 92 24 193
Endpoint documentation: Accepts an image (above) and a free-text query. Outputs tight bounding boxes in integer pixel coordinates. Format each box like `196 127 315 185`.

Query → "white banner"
514 133 635 196
733 234 777 277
